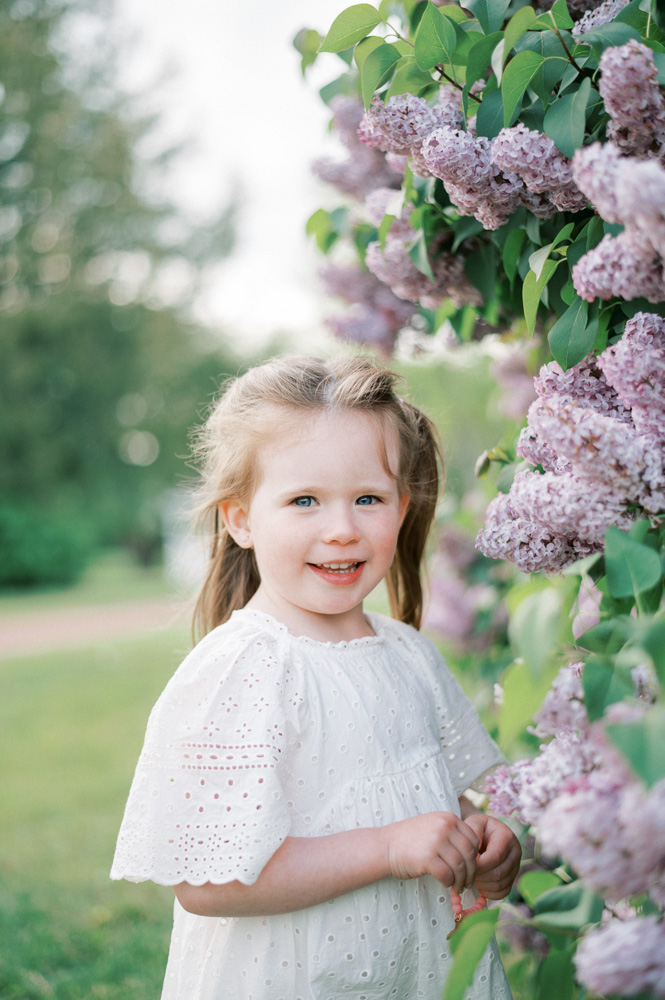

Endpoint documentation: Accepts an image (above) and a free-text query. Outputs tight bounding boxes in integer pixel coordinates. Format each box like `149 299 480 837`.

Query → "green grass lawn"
0 625 191 999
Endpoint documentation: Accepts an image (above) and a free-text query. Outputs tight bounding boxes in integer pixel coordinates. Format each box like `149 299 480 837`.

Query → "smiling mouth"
310 561 362 574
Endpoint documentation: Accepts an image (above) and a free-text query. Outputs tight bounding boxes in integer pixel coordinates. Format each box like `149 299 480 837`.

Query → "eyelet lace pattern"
112 609 510 999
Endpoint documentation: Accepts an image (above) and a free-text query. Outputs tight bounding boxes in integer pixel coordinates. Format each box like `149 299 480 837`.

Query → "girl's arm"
174 811 481 918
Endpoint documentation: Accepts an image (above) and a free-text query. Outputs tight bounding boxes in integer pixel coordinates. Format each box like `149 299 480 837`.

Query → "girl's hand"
384 812 480 894
462 813 521 900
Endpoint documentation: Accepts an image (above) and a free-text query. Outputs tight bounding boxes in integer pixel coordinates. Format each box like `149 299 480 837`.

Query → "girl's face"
221 409 409 642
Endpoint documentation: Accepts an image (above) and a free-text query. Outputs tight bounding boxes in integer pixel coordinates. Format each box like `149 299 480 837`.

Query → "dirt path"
0 596 189 660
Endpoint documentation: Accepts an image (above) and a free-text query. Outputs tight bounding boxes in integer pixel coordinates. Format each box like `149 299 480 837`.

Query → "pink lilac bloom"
572 230 665 303
476 492 597 573
365 229 481 309
575 917 665 998
516 425 567 473
526 400 651 497
571 141 623 222
504 468 633 543
320 264 416 354
518 731 600 826
531 662 587 738
490 124 587 212
597 312 665 417
485 760 532 818
312 97 401 200
326 306 400 354
534 356 630 421
599 41 665 159
572 0 631 35
572 575 603 639
422 127 524 229
617 156 665 257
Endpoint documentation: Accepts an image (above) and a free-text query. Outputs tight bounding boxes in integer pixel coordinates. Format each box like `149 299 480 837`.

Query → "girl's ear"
218 501 253 549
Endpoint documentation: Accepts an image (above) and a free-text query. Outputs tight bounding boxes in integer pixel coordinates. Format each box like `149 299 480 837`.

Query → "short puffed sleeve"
382 617 505 796
110 620 302 887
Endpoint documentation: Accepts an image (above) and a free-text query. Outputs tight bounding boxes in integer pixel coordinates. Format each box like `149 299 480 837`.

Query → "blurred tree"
0 0 238 579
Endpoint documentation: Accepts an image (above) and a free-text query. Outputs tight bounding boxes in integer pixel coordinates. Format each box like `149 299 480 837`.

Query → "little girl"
111 356 520 999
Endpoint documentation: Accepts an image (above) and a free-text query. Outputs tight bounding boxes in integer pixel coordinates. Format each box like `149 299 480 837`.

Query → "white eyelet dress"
111 609 512 1000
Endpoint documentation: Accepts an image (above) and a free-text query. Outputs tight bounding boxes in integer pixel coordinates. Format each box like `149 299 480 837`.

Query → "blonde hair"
191 356 442 637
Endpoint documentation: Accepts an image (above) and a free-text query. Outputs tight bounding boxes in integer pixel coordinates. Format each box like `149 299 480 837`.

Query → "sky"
112 0 351 351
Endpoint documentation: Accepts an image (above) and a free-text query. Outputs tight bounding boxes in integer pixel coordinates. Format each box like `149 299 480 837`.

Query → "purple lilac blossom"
312 96 401 200
575 917 665 998
490 124 587 212
599 40 665 159
476 492 597 573
572 0 630 35
534 357 630 421
571 140 623 222
531 662 587 738
505 468 633 542
572 230 665 303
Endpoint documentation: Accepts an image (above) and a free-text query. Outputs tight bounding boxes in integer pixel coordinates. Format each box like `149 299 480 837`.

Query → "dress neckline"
233 607 386 650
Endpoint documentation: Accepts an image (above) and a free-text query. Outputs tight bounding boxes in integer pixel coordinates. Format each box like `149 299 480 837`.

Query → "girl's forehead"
256 406 401 473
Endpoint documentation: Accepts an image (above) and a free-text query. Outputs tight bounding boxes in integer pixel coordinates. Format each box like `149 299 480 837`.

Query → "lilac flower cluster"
312 96 402 201
598 40 665 159
487 667 665 917
359 93 587 230
364 202 482 309
477 316 665 573
572 142 665 302
319 263 416 354
572 0 631 36
491 124 588 212
575 916 665 997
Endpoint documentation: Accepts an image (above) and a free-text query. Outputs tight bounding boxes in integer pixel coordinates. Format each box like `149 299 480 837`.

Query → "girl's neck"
244 591 376 644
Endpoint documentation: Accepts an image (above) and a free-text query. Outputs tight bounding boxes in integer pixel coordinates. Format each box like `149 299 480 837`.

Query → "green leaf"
503 6 537 63
414 2 458 70
386 57 436 99
466 31 504 89
607 705 665 786
519 871 563 908
293 28 323 74
532 882 605 931
548 297 594 370
605 526 663 599
577 616 636 655
582 656 635 722
509 586 567 677
523 258 560 333
319 4 383 52
475 87 505 138
502 50 545 126
464 244 496 302
360 43 402 107
516 30 569 104
444 909 500 1000
354 34 384 69
638 618 665 685
408 229 434 280
535 946 577 1000
533 0 575 29
500 658 561 744
306 207 348 253
461 0 511 34
577 20 641 54
502 228 525 284
543 76 591 157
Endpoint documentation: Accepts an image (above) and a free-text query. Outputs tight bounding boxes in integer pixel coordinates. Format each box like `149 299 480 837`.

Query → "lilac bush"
304 2 665 994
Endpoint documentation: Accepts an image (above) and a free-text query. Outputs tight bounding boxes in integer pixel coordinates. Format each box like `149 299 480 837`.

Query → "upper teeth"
320 562 356 569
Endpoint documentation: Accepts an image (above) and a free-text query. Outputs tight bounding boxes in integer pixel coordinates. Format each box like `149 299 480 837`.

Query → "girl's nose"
321 506 360 545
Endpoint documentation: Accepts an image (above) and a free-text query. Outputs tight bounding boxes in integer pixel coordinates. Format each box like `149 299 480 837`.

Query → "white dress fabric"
111 609 511 1000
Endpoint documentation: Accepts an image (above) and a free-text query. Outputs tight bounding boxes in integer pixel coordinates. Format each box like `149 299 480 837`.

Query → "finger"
442 838 478 893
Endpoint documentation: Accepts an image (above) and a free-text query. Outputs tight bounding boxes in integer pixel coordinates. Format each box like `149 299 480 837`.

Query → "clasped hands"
385 810 521 899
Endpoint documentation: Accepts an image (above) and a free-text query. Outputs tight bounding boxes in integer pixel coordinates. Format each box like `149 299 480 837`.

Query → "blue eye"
356 495 379 506
292 496 316 507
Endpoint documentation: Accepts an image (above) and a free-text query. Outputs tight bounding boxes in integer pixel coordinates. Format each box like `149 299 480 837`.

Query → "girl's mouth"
308 561 364 584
